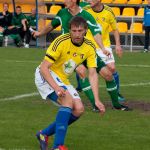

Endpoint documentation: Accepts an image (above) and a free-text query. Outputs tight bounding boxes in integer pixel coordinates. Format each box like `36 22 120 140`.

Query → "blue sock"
42 114 79 136
53 106 72 148
76 73 82 90
113 72 120 93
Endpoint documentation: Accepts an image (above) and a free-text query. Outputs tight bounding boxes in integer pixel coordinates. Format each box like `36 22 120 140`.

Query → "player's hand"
23 25 27 31
32 31 41 38
102 49 111 56
116 45 123 58
55 87 66 97
95 100 105 116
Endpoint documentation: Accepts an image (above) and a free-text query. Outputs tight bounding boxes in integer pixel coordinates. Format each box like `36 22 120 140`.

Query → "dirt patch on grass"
84 100 150 112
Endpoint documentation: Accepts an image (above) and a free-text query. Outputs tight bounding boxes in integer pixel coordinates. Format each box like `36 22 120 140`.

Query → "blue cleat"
36 131 48 150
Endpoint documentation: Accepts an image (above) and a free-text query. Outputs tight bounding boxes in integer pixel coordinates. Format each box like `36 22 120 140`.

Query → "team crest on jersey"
80 54 84 59
63 59 76 75
102 17 105 22
73 52 77 57
67 51 70 54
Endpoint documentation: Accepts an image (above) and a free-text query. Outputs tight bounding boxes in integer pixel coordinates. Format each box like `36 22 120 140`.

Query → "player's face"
31 8 36 15
64 0 75 9
3 4 9 12
70 25 87 45
16 8 22 15
148 0 150 4
85 0 100 7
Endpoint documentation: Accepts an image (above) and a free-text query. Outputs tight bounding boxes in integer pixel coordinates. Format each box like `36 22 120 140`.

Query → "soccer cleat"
51 145 68 150
118 93 125 102
92 106 99 112
24 44 29 48
36 131 48 150
113 105 132 111
143 49 148 53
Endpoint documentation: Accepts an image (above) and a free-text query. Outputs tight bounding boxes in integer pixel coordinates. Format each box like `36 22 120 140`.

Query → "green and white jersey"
51 8 101 35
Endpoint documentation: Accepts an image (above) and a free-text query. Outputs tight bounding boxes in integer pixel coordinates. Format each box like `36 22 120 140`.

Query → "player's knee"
100 67 113 81
76 65 87 78
107 63 116 73
74 105 84 117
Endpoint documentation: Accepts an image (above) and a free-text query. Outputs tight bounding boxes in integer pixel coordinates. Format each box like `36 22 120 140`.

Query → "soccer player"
143 0 150 52
82 0 125 101
0 2 12 46
24 8 36 48
35 16 105 150
33 0 130 111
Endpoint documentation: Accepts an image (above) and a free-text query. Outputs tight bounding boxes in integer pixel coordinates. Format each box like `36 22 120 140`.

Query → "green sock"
106 80 121 108
79 77 95 108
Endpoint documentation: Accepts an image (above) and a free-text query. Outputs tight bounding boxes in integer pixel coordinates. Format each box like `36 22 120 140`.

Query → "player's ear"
84 29 87 36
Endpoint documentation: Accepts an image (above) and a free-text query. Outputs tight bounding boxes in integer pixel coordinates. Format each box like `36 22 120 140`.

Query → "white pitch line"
2 59 150 68
117 64 150 68
0 92 39 102
0 82 150 102
5 60 39 63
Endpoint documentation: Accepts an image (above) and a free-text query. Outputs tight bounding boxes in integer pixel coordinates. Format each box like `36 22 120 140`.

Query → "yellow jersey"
44 33 97 85
84 5 117 48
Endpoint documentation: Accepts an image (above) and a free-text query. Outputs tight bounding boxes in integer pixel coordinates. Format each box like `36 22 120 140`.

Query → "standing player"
33 0 130 111
82 0 125 101
35 16 105 150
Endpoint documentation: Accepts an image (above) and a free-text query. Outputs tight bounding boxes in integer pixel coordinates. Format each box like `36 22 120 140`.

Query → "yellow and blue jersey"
44 33 97 85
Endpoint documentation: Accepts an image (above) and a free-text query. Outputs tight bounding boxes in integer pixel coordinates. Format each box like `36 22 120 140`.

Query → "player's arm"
110 10 122 57
85 12 110 56
33 22 54 37
112 29 122 58
88 67 105 115
93 33 110 56
40 60 66 97
33 10 62 37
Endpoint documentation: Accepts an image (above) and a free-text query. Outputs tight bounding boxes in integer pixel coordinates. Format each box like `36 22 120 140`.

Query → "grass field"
0 47 150 150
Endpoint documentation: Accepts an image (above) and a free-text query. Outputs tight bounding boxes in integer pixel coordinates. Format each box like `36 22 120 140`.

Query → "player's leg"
35 68 83 149
0 30 3 46
96 55 130 110
96 48 125 101
52 91 73 149
107 62 125 101
76 72 82 92
41 86 84 137
35 67 73 149
76 65 97 111
144 26 149 52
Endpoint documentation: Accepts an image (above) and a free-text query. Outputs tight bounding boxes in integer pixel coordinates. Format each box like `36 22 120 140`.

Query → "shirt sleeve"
44 39 62 63
51 10 62 28
84 10 102 36
109 10 117 31
86 47 97 68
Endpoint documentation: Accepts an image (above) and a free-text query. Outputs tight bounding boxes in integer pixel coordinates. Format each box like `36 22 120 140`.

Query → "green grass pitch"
0 47 150 150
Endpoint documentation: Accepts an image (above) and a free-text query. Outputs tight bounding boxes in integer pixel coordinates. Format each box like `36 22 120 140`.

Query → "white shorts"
96 47 115 64
35 67 80 100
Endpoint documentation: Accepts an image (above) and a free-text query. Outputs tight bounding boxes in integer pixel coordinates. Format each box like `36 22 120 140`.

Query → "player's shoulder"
51 33 70 51
54 33 70 44
103 5 114 15
84 37 96 50
83 5 91 11
57 8 69 15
